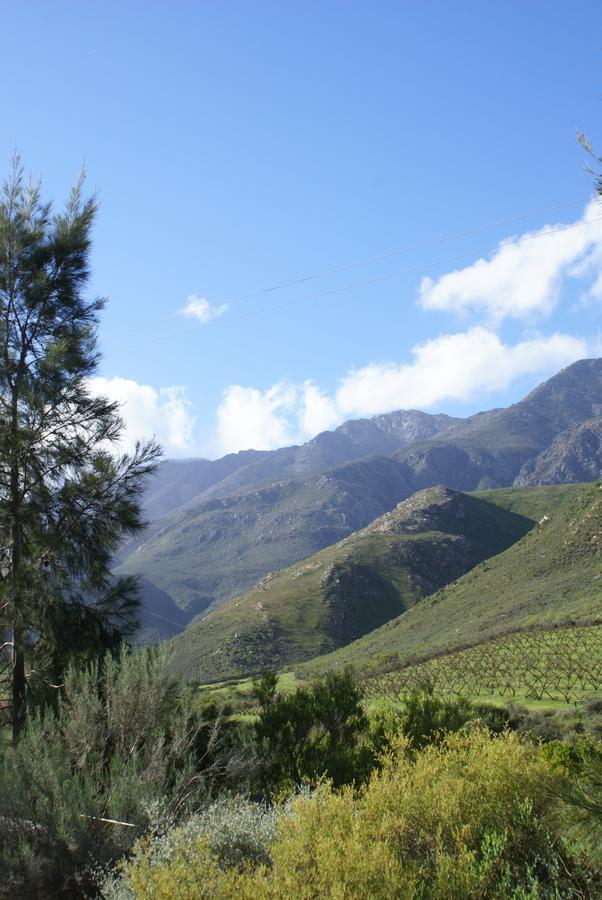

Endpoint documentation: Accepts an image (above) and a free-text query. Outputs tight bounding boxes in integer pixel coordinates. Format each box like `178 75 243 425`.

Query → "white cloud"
212 329 589 453
419 199 602 323
334 328 587 416
298 382 341 436
215 382 298 454
180 293 228 324
88 376 196 455
214 380 342 454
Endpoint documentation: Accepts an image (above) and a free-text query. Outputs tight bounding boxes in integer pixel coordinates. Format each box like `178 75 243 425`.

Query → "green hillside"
170 485 540 680
302 481 602 676
118 456 414 622
472 482 584 520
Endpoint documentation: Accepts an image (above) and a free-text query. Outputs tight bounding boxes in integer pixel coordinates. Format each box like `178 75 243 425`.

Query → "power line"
143 608 190 629
105 210 602 358
231 196 591 299
122 196 591 334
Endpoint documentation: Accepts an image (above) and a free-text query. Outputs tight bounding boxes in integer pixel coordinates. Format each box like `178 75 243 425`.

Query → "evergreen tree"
0 157 160 740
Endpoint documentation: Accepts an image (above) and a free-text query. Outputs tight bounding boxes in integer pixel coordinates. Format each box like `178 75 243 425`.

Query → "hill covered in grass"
169 485 541 680
302 481 602 676
123 360 602 640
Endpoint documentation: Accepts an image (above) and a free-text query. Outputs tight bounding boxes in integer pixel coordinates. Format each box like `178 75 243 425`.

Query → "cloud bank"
88 376 196 455
419 199 602 322
213 328 588 454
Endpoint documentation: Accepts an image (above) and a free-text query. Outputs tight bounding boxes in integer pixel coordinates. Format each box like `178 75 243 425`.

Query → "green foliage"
556 756 602 866
368 688 500 761
252 669 373 792
397 684 475 751
544 735 602 866
0 647 245 898
0 158 160 736
111 730 593 898
541 734 602 777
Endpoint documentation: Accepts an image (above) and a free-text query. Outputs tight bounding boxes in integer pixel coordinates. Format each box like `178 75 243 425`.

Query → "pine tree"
0 157 160 740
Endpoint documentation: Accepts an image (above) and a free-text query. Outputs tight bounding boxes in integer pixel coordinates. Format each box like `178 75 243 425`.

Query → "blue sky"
3 1 602 457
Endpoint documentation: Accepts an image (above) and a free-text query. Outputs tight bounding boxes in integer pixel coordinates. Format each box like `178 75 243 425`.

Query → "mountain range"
119 358 602 643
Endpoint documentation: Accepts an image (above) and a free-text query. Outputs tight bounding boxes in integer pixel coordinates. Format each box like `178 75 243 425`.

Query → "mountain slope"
121 359 602 640
169 486 538 680
118 456 414 620
302 481 602 676
515 417 602 486
189 410 459 503
392 359 602 492
141 450 267 521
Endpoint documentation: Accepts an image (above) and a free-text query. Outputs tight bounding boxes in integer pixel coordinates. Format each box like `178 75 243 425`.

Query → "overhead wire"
113 195 590 334
105 207 602 358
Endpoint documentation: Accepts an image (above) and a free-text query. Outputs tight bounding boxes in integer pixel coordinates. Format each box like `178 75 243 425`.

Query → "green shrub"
112 730 592 898
541 734 602 777
253 669 373 792
367 682 478 757
397 683 474 751
544 736 602 867
0 647 246 898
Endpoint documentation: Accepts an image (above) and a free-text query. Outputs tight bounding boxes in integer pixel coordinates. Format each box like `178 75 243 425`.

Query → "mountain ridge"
121 358 602 641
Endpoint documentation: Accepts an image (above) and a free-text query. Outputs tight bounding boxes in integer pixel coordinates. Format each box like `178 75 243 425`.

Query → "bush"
253 669 373 792
544 735 602 867
0 647 246 898
102 798 277 899
541 734 602 777
397 684 474 751
111 730 593 898
369 684 482 758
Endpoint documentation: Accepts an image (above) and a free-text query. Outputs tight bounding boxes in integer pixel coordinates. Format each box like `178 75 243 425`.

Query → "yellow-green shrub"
118 730 575 899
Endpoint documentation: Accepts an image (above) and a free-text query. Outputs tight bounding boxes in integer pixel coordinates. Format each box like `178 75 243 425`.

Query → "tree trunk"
10 432 25 742
12 626 26 743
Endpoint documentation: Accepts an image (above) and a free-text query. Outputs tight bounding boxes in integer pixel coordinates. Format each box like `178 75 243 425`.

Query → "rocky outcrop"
515 418 602 486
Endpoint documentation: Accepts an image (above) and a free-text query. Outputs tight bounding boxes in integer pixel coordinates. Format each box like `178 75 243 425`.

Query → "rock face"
515 418 602 486
195 410 459 502
392 359 602 493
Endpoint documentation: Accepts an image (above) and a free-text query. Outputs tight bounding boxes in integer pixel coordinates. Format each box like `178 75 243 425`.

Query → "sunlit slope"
302 482 602 675
118 456 414 620
170 486 537 680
